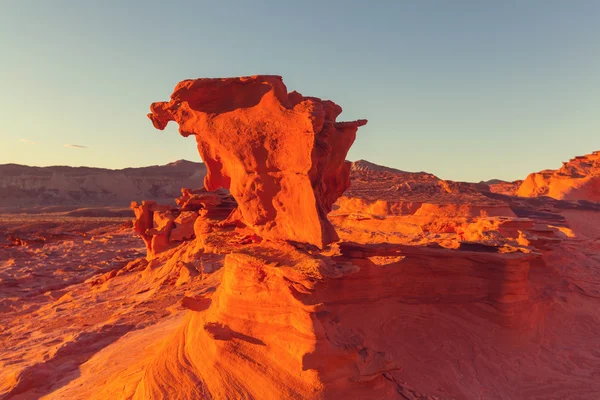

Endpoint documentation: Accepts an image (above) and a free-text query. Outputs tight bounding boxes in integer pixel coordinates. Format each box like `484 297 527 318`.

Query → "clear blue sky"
1 1 598 181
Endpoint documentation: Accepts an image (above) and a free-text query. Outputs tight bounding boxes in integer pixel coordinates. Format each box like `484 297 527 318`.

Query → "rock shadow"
3 323 135 399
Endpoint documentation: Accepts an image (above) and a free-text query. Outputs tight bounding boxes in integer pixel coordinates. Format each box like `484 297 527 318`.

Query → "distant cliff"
0 160 206 208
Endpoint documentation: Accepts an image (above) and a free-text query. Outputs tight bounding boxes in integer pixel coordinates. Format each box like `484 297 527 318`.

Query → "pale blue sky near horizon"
0 0 598 182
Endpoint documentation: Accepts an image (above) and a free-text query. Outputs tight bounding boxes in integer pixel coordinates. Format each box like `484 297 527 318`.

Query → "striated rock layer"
148 75 367 248
336 160 514 218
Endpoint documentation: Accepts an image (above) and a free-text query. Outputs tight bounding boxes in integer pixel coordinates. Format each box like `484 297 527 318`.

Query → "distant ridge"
0 160 206 208
0 159 202 171
351 159 435 177
3 151 599 210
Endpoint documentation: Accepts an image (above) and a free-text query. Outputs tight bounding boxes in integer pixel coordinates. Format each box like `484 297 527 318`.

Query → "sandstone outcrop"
131 188 236 258
148 75 367 248
517 151 600 201
128 77 588 398
485 179 522 196
5 178 600 399
130 212 544 399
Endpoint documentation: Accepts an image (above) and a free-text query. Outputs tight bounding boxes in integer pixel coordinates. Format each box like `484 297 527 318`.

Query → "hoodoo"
148 75 367 248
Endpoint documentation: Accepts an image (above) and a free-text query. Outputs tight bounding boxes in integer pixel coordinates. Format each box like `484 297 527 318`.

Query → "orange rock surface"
131 188 236 259
148 75 367 248
3 193 600 399
517 151 600 201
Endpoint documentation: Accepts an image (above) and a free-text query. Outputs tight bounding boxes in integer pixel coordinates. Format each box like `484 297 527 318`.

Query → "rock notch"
148 75 367 248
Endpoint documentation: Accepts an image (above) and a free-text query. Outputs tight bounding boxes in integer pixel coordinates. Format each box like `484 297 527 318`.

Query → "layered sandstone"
4 193 600 399
148 75 367 248
337 160 513 218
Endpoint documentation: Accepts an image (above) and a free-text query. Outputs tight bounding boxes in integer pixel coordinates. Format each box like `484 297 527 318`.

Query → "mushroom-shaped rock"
148 75 367 248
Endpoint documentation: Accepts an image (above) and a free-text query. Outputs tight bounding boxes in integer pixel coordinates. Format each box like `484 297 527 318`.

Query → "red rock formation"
148 75 367 248
130 200 166 257
517 151 600 201
132 239 539 399
131 188 237 258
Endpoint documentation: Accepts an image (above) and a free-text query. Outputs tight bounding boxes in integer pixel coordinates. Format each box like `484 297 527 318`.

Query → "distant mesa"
0 160 205 209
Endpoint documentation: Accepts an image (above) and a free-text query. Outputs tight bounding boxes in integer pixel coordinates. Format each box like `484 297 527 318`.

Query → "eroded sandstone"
131 188 237 258
517 151 600 201
148 75 367 248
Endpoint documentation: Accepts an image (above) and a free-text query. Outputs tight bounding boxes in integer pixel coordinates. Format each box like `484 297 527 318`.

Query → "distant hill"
347 160 493 204
3 151 599 212
0 160 206 209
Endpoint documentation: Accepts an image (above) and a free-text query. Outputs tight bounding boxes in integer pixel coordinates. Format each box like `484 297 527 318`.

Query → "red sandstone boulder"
148 75 367 248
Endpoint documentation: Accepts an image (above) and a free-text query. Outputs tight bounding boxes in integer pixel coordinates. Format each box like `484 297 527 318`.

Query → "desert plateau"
2 3 600 399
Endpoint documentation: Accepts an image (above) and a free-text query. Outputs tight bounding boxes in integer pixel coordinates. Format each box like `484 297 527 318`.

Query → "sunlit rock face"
517 151 600 201
130 188 237 259
148 75 367 248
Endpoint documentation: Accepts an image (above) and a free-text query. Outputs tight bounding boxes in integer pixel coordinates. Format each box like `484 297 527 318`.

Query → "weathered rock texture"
517 151 600 201
148 75 367 248
131 188 237 259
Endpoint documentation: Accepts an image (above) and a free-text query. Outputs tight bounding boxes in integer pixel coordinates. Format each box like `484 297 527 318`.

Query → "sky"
0 1 598 182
